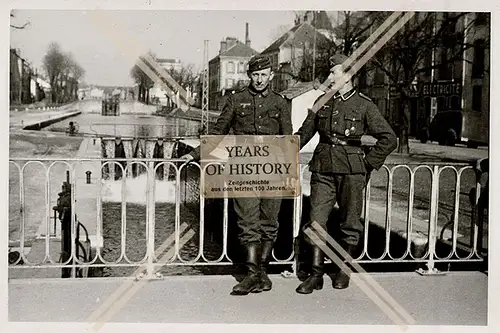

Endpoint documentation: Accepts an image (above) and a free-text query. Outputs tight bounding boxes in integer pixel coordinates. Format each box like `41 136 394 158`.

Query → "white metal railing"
8 157 486 278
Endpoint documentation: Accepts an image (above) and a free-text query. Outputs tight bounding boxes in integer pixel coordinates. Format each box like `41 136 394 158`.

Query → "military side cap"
329 53 349 67
248 55 271 72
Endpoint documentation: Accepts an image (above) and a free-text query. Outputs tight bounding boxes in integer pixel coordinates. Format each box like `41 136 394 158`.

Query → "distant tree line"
130 52 197 106
42 42 85 104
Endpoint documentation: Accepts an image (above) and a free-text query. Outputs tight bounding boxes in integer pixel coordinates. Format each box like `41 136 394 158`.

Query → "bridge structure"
7 150 490 326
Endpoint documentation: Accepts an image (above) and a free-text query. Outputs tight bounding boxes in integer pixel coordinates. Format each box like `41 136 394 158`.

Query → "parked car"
419 110 463 146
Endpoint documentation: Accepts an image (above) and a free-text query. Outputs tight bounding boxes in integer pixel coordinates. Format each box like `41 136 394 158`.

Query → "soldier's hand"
361 135 377 147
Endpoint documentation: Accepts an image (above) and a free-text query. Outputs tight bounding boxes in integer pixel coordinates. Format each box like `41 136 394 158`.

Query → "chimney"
226 37 237 49
245 23 251 47
220 40 227 54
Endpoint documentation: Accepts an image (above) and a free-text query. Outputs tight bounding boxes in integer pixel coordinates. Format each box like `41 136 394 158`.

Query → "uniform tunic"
295 89 397 246
190 85 292 244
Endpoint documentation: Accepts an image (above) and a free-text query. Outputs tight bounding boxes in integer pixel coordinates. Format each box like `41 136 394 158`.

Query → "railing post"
146 161 156 279
418 165 443 275
473 171 483 255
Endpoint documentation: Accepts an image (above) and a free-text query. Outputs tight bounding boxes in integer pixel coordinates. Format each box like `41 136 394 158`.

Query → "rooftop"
261 22 336 55
210 40 258 63
280 81 316 99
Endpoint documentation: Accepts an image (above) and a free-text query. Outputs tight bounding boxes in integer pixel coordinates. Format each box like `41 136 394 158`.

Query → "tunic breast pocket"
268 109 280 120
316 111 330 132
344 111 363 137
235 108 251 118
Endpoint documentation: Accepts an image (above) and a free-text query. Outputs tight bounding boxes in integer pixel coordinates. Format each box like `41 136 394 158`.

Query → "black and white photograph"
4 0 496 331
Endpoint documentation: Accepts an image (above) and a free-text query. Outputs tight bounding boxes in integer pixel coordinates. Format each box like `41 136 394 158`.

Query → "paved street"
8 272 488 325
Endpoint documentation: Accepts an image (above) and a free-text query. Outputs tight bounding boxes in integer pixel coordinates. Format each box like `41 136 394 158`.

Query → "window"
450 95 461 110
238 62 246 73
374 69 385 86
472 39 485 79
227 62 235 73
227 79 234 88
439 49 452 80
472 85 482 112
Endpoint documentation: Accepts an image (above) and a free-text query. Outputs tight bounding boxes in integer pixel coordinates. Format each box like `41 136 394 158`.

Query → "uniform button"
334 121 337 125
258 116 262 118
333 133 336 137
259 105 262 107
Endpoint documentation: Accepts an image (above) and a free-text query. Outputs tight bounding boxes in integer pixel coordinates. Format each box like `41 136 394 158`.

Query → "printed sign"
422 81 462 97
200 135 300 198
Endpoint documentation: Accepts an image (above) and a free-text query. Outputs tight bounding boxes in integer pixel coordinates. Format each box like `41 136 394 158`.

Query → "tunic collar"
248 85 270 97
334 87 356 101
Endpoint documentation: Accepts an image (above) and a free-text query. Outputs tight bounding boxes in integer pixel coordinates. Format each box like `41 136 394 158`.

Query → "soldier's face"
329 65 349 88
249 68 274 92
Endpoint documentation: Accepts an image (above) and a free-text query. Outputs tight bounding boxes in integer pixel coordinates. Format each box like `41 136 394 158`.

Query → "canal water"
42 113 201 138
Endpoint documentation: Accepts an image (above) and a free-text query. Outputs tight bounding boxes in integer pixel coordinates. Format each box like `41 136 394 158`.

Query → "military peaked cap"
329 53 349 67
248 55 271 72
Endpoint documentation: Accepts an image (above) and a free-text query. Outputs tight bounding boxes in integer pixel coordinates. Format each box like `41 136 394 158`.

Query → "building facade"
208 24 258 110
259 18 337 93
355 12 490 143
157 58 182 72
10 49 46 105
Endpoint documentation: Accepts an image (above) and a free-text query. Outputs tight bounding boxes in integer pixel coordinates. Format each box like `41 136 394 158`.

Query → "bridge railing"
8 157 487 278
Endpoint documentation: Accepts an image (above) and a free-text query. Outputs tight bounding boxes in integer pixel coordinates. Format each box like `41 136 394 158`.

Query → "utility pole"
201 40 210 135
312 11 317 82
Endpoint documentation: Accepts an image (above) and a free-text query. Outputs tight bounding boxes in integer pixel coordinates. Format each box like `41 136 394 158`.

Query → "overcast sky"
10 10 296 86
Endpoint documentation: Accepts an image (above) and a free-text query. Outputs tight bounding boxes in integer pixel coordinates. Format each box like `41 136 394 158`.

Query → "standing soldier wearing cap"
294 54 397 294
182 55 292 295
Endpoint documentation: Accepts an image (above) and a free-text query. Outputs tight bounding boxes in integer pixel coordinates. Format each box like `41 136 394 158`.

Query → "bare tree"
333 11 385 56
332 11 489 154
368 12 489 154
130 52 155 104
166 64 197 89
42 42 85 104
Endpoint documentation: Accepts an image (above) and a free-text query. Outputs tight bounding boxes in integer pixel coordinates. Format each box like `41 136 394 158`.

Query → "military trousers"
304 172 366 246
233 197 282 245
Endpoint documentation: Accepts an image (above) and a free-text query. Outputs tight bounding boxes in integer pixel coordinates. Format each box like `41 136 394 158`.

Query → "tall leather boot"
260 241 274 291
296 246 324 294
231 242 263 295
333 243 357 289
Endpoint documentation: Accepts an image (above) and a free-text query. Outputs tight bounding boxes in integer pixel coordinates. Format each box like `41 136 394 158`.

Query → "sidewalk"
10 108 81 130
8 272 487 325
74 137 104 250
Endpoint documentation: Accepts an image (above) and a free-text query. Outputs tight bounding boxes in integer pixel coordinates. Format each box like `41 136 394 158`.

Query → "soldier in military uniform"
295 54 397 294
182 55 292 295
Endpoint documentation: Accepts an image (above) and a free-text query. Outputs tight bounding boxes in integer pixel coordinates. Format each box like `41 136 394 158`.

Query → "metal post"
201 40 210 134
146 161 156 279
418 165 442 275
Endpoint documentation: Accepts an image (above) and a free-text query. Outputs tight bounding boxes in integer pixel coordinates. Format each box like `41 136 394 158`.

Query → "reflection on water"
43 113 201 138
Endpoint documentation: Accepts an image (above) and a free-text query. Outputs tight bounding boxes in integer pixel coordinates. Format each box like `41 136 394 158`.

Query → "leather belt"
320 137 362 147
